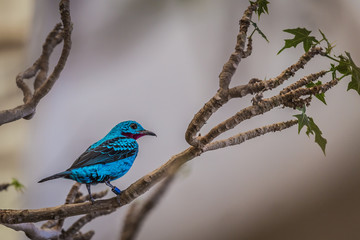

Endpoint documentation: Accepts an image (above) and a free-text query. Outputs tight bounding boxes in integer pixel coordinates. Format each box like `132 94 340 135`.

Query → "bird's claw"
112 186 121 195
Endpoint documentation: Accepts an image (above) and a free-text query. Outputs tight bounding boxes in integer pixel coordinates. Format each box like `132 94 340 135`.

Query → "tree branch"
0 0 72 126
185 3 257 147
0 147 199 224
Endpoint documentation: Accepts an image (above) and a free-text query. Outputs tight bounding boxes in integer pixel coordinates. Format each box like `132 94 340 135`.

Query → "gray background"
1 0 360 239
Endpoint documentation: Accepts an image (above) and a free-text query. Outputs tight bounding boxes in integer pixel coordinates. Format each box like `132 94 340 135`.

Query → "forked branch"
0 0 72 126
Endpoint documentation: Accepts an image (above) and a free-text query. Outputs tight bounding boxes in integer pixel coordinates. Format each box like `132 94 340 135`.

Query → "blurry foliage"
0 178 25 193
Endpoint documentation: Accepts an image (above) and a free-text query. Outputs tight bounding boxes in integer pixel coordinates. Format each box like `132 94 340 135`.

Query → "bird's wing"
67 137 138 170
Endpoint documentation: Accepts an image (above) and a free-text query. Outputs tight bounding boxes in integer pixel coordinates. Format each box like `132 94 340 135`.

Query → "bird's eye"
130 123 137 129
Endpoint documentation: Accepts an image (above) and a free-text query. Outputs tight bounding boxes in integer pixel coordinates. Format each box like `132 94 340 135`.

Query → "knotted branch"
185 2 257 147
0 0 72 126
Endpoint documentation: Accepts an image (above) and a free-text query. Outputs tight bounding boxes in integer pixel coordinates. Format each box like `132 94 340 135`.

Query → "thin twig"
60 209 114 239
74 189 108 204
65 183 82 204
203 120 298 152
280 70 328 95
0 183 11 192
228 47 323 98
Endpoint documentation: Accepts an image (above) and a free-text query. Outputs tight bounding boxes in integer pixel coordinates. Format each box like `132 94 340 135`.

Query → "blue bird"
39 120 156 203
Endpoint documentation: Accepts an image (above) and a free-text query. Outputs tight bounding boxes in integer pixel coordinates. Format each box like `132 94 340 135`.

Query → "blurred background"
1 0 360 239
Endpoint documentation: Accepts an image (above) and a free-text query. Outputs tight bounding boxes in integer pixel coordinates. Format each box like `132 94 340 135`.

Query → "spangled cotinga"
38 120 156 203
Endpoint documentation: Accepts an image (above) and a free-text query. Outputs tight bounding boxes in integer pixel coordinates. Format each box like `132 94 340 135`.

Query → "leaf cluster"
250 0 269 19
247 3 359 154
278 27 360 95
330 52 360 94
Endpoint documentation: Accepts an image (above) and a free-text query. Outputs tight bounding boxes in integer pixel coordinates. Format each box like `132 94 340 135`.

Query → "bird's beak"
139 130 157 137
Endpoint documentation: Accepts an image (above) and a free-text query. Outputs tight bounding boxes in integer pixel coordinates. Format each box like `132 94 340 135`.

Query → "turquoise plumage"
38 120 156 203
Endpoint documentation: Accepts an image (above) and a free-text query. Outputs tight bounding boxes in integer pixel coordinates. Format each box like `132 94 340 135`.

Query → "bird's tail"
38 171 71 183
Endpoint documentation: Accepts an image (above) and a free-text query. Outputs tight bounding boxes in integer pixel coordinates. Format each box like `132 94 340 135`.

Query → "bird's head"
112 120 156 140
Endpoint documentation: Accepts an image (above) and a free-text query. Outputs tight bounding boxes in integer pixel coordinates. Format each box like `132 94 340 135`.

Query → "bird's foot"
104 180 122 195
86 183 95 204
111 186 121 195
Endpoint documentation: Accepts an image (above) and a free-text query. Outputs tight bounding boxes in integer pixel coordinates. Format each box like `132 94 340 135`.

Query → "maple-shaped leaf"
294 106 327 155
345 52 360 95
278 27 317 54
250 0 269 19
257 0 269 19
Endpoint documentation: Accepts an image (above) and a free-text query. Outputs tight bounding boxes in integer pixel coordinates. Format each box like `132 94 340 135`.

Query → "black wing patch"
68 137 137 170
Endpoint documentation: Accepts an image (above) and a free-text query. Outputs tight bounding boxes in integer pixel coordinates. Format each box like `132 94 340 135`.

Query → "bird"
38 120 156 203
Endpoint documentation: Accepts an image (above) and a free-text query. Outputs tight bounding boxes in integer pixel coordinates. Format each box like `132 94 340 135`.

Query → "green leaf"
345 52 360 94
250 20 269 43
278 27 317 54
10 178 25 192
306 81 327 105
308 117 327 155
251 0 270 19
315 93 326 105
337 54 352 75
293 106 327 155
293 106 309 134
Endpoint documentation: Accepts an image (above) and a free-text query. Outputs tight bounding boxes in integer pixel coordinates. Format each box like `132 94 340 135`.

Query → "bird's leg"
104 180 121 195
86 183 95 204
